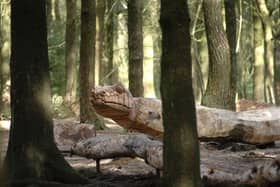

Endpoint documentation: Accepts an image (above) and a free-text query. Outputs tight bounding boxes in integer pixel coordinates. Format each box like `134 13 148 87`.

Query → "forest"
0 0 280 187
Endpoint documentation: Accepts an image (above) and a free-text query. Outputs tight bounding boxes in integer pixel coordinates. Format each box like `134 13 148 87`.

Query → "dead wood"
72 134 280 186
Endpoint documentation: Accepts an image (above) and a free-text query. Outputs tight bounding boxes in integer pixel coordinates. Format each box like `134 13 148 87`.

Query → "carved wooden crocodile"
90 84 280 144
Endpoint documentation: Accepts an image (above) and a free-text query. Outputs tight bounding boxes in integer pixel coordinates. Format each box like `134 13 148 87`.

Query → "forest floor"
65 123 162 187
2 116 280 186
0 122 161 187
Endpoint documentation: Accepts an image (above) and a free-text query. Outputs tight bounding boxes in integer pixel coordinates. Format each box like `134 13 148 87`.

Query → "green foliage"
52 94 77 118
48 21 66 96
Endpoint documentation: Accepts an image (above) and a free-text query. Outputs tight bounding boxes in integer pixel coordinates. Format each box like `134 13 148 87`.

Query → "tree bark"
160 0 201 186
237 0 254 99
253 11 265 101
100 0 115 85
224 0 237 111
0 14 4 113
201 0 232 110
151 0 161 99
128 0 144 97
270 1 280 105
64 0 78 104
80 0 105 129
96 0 106 84
3 0 88 185
256 0 274 103
0 1 10 115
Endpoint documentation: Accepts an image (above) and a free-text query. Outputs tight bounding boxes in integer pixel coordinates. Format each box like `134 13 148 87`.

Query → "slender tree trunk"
111 2 119 83
153 33 161 99
151 0 161 99
3 0 88 185
96 0 106 84
274 36 280 105
160 0 201 186
80 0 105 129
0 17 4 113
128 0 144 97
201 0 232 110
65 0 78 104
253 12 265 101
100 0 114 85
46 0 52 31
271 2 280 105
256 0 274 103
237 0 254 99
189 0 205 103
224 0 237 110
0 1 10 115
54 0 60 22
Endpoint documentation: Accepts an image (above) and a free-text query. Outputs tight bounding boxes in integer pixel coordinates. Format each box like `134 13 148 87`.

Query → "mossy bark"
3 0 88 185
160 0 201 186
80 0 105 129
224 0 237 110
128 0 144 97
253 12 265 101
65 0 78 104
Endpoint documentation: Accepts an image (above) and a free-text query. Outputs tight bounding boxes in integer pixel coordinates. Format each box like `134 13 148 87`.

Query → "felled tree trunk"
72 134 280 186
196 106 280 144
91 84 280 145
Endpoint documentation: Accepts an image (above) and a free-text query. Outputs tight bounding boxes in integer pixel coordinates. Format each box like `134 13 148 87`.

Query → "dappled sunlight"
0 121 10 131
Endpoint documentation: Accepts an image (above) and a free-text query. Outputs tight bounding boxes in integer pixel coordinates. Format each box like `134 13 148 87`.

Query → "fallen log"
72 134 280 186
197 106 280 144
91 84 280 144
54 119 96 148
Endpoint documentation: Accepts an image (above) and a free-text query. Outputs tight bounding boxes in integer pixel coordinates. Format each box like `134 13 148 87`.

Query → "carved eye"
115 84 124 93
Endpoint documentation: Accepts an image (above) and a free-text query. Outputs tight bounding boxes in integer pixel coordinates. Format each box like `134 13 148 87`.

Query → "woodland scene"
0 0 280 187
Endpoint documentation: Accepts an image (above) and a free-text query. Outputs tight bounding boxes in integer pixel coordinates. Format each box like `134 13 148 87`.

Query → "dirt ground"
0 125 161 187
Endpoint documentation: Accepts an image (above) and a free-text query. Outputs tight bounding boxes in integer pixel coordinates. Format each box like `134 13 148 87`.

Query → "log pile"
72 134 280 186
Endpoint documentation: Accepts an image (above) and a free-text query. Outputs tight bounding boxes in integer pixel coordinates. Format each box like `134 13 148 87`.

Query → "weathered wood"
72 134 280 186
54 119 96 147
91 84 280 144
72 134 162 169
197 106 280 144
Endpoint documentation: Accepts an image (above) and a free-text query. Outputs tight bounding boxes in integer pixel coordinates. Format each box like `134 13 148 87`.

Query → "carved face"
90 84 134 113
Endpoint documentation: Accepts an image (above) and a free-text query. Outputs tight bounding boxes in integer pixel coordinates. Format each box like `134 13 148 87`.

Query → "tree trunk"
253 12 265 101
96 0 106 84
271 2 280 105
64 0 78 104
237 0 254 99
151 0 161 99
80 0 105 129
160 0 201 186
111 2 119 83
224 0 237 111
128 0 144 97
0 1 10 115
0 16 4 113
3 0 88 185
189 0 205 103
256 0 274 103
100 0 114 85
46 0 52 30
201 0 232 110
153 33 161 99
54 0 61 22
